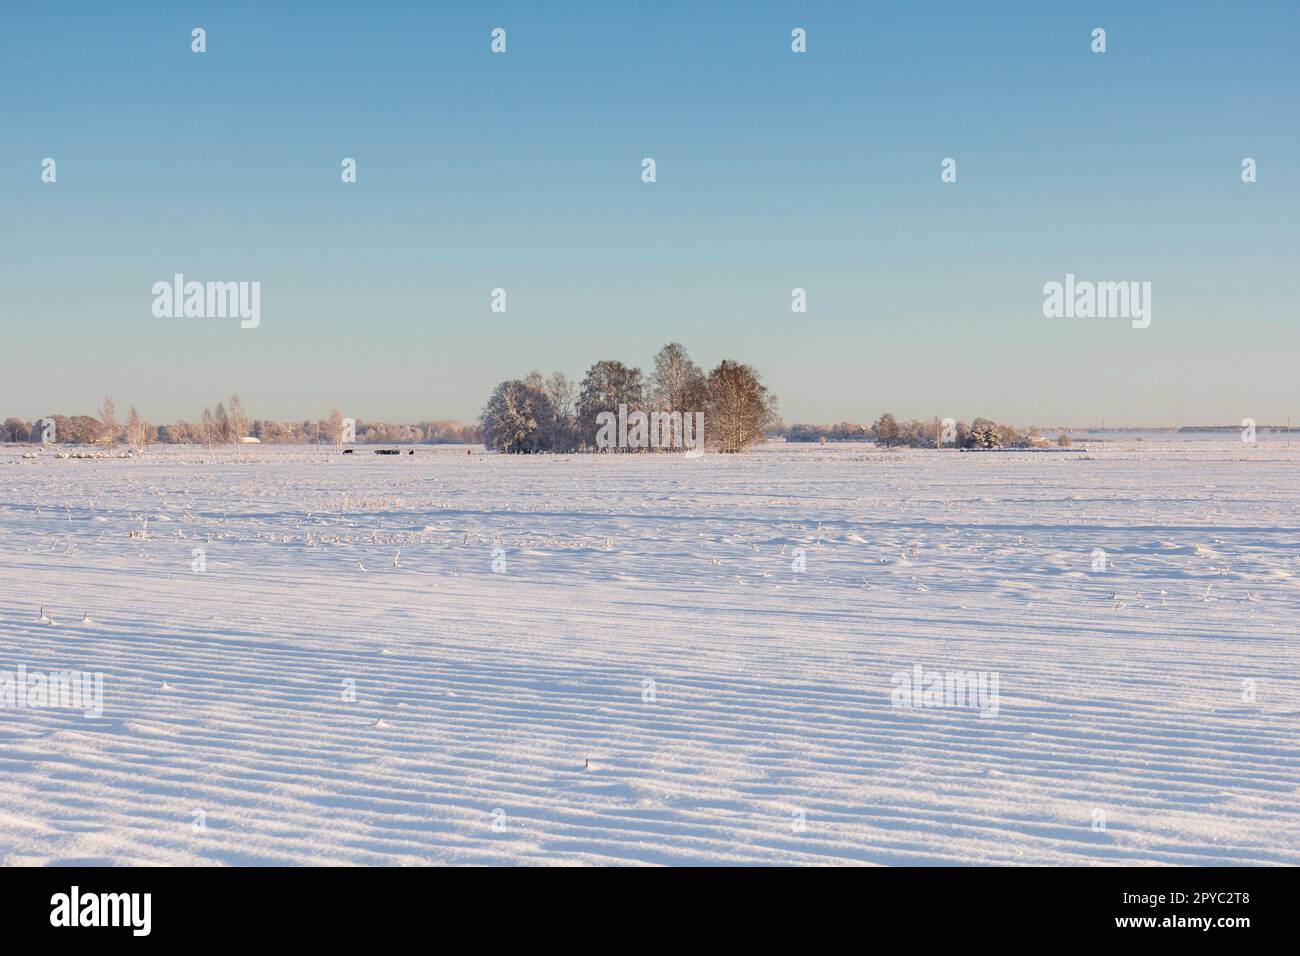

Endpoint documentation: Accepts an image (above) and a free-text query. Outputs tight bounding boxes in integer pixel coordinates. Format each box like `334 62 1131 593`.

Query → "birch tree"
705 360 776 453
99 395 117 447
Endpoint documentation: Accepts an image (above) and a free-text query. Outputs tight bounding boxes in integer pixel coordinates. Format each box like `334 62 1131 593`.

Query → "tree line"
2 395 481 448
479 343 779 453
788 414 1072 449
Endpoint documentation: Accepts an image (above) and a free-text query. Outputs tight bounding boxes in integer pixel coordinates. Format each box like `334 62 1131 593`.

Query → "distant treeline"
787 415 1073 449
786 421 1297 443
2 396 480 448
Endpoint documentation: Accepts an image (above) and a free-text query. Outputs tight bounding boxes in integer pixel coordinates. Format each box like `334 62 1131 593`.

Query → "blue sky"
1 1 1296 426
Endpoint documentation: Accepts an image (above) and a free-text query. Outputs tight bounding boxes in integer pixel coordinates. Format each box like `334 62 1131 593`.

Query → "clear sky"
1 1 1296 427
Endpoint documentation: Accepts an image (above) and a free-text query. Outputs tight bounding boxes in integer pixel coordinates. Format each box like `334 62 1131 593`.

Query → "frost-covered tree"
199 408 215 449
126 406 148 451
577 360 645 449
159 421 195 444
923 417 945 448
227 395 249 443
891 417 946 448
257 419 292 443
651 343 707 413
62 415 102 444
3 418 29 443
326 408 347 451
705 360 776 453
480 379 558 454
545 372 576 420
872 413 901 448
544 371 578 451
99 395 117 447
214 402 232 444
968 420 1002 449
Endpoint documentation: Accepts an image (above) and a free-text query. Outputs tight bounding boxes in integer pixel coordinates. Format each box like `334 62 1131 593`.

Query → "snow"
1 440 1297 865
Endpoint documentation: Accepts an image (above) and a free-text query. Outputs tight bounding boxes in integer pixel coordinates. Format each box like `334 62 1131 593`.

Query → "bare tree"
327 408 346 451
3 418 29 443
705 360 776 453
544 372 576 420
126 406 148 452
650 344 708 452
227 394 249 443
214 402 232 444
200 407 215 449
872 413 901 448
544 371 578 450
897 417 944 448
651 343 707 413
577 360 645 450
99 395 117 447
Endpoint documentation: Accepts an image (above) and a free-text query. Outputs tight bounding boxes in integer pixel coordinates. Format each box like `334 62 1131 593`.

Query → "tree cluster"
481 343 778 454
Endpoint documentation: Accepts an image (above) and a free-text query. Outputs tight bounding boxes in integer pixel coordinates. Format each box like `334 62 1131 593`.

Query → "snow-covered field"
1 440 1297 865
